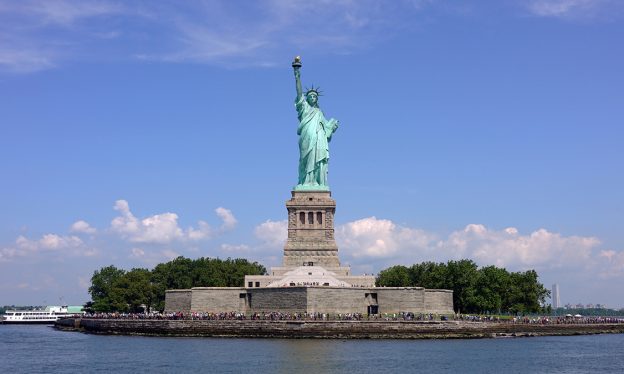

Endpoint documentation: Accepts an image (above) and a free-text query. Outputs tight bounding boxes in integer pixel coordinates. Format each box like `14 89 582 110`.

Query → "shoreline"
54 318 624 339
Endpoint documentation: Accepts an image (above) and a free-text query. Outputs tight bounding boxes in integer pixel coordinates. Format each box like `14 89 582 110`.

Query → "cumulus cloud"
0 233 97 261
2 200 236 262
0 247 18 262
70 220 97 234
17 233 84 251
598 249 624 278
438 224 600 269
215 207 237 230
254 220 287 248
335 217 608 274
111 200 182 243
338 217 435 258
251 216 613 276
110 199 236 244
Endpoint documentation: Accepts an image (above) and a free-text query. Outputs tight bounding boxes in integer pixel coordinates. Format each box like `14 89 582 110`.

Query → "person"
293 59 339 189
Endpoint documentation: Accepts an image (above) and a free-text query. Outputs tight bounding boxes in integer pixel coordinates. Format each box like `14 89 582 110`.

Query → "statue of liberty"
292 56 339 191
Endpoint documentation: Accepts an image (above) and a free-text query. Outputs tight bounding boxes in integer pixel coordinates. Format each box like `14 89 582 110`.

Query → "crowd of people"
510 316 624 324
80 311 624 324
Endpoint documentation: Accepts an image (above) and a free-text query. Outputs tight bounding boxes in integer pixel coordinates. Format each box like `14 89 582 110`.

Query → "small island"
53 59 624 340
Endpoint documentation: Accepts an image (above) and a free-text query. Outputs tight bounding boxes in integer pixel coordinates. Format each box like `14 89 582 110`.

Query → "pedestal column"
283 190 340 268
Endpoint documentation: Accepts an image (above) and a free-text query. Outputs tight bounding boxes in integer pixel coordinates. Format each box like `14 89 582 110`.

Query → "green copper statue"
292 56 339 191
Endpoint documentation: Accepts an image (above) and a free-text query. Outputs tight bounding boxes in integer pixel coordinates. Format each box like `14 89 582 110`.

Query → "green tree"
506 270 550 314
376 265 411 286
89 256 268 312
113 268 154 312
377 259 548 315
409 262 448 289
88 265 126 312
445 260 479 313
473 265 509 314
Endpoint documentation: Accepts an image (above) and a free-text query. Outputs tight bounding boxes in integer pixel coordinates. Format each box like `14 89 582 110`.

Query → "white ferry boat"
1 305 84 324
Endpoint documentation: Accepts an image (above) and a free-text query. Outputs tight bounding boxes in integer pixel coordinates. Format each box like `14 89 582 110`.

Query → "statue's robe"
295 95 338 187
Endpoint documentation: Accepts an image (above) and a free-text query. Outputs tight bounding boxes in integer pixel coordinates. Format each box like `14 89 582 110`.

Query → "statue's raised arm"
293 56 303 99
291 56 339 192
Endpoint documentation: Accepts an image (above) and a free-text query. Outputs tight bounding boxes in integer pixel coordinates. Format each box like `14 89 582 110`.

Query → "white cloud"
70 220 97 234
338 217 435 258
252 216 609 274
598 249 624 278
335 217 606 273
186 221 213 240
220 243 251 253
216 207 237 230
0 247 18 262
525 0 617 19
111 199 176 243
4 0 621 74
438 224 600 270
19 233 84 250
18 0 124 26
0 46 55 73
110 199 236 244
0 0 437 73
0 0 126 73
0 233 96 261
254 220 287 248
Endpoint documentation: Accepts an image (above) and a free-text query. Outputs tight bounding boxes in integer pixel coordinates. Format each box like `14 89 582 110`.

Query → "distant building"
552 283 560 309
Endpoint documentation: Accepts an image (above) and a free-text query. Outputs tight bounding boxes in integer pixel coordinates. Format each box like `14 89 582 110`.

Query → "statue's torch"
292 56 302 69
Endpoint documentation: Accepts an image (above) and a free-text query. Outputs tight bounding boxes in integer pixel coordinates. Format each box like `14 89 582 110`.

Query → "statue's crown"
305 85 323 96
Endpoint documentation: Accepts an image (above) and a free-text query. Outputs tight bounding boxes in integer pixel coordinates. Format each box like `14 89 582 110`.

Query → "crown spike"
305 84 323 97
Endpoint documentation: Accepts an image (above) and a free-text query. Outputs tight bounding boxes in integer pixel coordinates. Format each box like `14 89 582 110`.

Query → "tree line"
88 256 266 312
553 307 624 317
376 260 550 315
87 256 548 315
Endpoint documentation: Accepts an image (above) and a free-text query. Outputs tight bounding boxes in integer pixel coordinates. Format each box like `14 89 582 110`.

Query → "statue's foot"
293 184 330 191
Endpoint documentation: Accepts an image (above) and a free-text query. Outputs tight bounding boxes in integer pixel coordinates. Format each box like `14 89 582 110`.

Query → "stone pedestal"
283 190 340 268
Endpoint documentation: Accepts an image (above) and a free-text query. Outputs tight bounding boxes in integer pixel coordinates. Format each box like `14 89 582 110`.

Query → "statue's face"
306 93 318 106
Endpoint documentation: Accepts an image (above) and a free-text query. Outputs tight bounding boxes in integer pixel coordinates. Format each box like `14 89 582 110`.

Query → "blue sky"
1 0 623 308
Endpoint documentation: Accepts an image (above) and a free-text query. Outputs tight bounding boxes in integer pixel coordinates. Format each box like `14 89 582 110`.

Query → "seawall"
55 318 624 339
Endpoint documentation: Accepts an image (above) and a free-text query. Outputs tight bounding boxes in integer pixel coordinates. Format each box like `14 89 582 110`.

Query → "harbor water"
1 324 623 373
